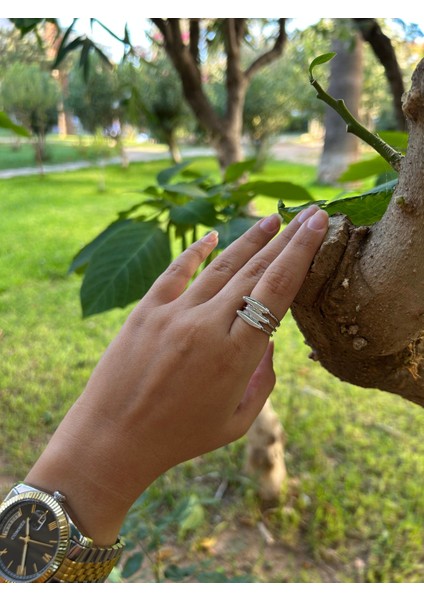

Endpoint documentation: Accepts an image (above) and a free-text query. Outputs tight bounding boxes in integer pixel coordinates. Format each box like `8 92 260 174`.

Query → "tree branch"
244 19 287 81
310 68 403 171
150 18 222 137
189 19 200 64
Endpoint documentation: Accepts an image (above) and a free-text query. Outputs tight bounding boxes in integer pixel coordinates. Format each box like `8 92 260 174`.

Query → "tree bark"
292 58 424 408
353 18 406 131
318 24 363 184
166 130 182 164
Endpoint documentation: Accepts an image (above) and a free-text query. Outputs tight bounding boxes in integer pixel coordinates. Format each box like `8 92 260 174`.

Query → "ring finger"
229 209 329 342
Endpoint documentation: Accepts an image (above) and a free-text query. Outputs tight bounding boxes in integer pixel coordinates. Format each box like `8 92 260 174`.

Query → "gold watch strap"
50 538 124 583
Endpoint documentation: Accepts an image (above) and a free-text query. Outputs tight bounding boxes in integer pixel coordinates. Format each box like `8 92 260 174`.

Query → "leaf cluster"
69 159 315 317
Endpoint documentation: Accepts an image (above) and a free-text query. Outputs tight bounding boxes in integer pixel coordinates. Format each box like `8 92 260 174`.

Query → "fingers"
147 231 219 305
185 213 283 304
228 342 276 438
231 209 329 340
187 208 321 306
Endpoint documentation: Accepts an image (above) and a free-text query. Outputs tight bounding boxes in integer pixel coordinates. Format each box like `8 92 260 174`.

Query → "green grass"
2 157 424 583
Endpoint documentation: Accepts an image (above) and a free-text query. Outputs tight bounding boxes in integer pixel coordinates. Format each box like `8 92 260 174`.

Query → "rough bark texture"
151 19 286 169
354 18 406 131
292 58 424 408
318 25 363 183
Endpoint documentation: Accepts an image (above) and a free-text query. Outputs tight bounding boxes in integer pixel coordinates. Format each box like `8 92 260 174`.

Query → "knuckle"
293 230 318 251
162 258 191 282
244 256 269 280
264 266 297 296
210 256 238 279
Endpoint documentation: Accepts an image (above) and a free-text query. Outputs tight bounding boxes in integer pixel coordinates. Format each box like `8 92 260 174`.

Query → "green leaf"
121 552 144 579
338 156 395 182
156 160 193 185
278 201 326 224
68 219 133 275
215 216 260 249
224 159 256 183
52 36 84 70
162 182 208 198
309 52 337 79
239 180 314 201
0 111 30 137
164 564 197 582
377 130 408 152
80 221 171 317
169 198 218 226
278 180 396 226
178 495 205 540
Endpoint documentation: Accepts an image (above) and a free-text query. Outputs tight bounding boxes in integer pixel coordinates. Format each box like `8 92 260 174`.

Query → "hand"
25 206 328 545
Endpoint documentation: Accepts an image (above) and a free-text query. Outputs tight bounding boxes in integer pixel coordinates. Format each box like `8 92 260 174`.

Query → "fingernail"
259 213 282 233
307 210 328 231
297 205 318 224
202 230 219 244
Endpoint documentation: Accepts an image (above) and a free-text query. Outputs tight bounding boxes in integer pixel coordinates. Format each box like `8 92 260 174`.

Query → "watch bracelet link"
50 539 124 583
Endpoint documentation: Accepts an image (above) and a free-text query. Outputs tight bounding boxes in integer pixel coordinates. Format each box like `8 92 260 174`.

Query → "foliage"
0 111 30 137
119 57 194 160
65 58 121 134
69 159 314 317
0 23 49 71
279 179 396 227
0 62 59 137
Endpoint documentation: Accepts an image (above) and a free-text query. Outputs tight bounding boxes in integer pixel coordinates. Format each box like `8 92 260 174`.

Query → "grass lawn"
1 157 424 583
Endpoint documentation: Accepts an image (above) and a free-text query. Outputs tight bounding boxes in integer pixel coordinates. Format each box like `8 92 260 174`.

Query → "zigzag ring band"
236 296 281 337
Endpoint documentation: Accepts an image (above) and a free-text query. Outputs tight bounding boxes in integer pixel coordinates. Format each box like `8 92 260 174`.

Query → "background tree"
0 22 48 70
354 18 406 131
150 18 287 169
317 21 364 183
0 62 59 163
120 56 194 163
65 57 121 135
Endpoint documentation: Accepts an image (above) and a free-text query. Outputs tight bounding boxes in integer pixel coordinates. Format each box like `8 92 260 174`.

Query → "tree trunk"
245 397 286 505
212 124 244 170
353 18 406 131
166 130 182 164
318 25 363 184
292 57 424 408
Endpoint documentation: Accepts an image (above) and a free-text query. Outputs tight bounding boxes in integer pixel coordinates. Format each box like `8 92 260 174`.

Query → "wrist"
24 397 162 546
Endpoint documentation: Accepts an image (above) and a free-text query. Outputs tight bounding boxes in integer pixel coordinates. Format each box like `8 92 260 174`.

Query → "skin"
25 206 328 546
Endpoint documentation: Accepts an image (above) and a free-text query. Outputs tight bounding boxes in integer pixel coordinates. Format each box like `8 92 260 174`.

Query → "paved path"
0 146 216 180
0 137 321 180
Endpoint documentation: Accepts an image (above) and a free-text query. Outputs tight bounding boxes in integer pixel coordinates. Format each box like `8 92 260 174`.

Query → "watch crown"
53 490 67 503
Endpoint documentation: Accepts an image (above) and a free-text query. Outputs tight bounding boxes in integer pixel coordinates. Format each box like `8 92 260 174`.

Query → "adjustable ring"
236 296 281 337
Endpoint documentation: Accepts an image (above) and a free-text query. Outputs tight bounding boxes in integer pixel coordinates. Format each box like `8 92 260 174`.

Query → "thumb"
233 342 276 434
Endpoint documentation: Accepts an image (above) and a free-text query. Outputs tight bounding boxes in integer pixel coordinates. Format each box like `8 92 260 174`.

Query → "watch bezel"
0 490 70 583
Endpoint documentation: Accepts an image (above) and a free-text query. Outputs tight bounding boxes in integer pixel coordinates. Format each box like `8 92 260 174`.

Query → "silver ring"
236 296 281 337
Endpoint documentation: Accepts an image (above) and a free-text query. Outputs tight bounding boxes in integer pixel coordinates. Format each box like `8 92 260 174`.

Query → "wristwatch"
0 483 124 583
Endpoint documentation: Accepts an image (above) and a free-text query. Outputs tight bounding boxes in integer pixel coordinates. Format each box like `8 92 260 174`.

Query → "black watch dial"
0 496 65 582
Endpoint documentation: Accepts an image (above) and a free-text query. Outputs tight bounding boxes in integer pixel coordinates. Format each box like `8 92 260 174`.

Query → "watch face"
0 491 69 582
